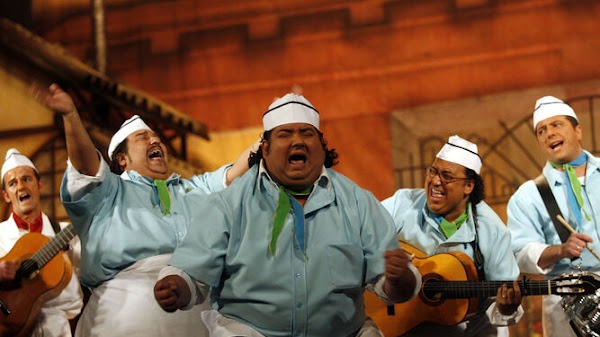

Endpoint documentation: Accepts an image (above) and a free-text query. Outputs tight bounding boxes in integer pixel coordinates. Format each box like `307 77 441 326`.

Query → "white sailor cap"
262 93 320 131
533 96 578 131
436 135 482 174
108 115 152 159
2 148 38 181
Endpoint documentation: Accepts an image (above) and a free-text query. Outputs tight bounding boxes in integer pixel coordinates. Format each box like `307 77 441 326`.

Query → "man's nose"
290 132 305 144
150 136 161 144
16 179 25 189
429 173 443 185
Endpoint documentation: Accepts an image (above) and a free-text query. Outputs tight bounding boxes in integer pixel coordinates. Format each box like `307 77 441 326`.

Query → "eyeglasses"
425 166 470 184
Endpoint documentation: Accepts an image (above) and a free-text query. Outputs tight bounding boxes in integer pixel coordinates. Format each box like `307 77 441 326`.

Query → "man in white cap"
381 135 523 336
153 93 421 337
34 83 256 337
0 148 83 337
508 96 600 337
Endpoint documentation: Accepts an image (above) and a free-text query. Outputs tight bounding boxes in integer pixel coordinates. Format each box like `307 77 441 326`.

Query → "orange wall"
31 0 600 199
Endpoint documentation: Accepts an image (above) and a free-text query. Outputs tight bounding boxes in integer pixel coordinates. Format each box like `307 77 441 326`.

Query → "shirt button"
296 303 302 308
178 232 184 237
296 273 301 279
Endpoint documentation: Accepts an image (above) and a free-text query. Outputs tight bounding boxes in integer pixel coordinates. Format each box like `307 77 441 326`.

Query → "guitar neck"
424 279 555 299
30 224 76 268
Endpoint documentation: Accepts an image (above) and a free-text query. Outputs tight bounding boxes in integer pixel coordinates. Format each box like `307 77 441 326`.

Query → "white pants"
201 310 384 337
75 254 210 337
543 295 578 337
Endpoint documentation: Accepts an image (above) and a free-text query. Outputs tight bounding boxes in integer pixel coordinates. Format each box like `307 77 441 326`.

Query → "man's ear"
464 179 475 196
116 153 128 169
261 140 270 155
2 190 10 204
37 178 43 192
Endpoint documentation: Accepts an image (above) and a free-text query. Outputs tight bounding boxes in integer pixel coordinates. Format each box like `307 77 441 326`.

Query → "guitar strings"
423 280 562 298
21 226 76 275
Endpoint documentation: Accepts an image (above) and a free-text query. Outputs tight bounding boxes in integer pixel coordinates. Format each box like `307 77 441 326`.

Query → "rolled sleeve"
486 302 524 326
515 242 553 274
368 262 422 305
62 152 107 202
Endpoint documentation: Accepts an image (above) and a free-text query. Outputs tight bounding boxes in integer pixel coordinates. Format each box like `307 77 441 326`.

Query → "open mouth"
549 141 563 150
288 153 307 164
431 188 444 196
148 147 164 159
19 193 31 202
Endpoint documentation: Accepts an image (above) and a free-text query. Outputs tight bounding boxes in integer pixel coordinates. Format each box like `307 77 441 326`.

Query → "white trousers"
75 254 211 337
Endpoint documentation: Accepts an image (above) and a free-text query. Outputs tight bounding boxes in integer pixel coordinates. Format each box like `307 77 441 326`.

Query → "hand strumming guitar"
0 260 19 282
383 248 418 303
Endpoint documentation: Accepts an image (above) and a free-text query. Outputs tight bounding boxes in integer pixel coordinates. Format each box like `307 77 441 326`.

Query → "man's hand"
539 232 593 269
496 280 522 316
153 275 191 313
0 260 19 282
563 232 593 259
383 248 418 303
32 83 78 117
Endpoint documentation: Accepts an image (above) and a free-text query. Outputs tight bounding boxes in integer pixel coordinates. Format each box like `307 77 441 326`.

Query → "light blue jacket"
170 164 400 337
61 157 229 288
508 150 600 276
382 189 520 336
382 189 519 281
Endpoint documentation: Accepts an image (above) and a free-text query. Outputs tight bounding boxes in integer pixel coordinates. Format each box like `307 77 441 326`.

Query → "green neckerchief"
439 204 469 238
270 185 313 256
153 179 171 216
550 153 591 224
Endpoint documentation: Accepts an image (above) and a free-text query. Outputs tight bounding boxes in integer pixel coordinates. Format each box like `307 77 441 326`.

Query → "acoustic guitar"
365 241 600 336
0 224 76 337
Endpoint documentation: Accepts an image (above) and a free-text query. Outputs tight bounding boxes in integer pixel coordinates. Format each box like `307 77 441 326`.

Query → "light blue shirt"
169 164 400 337
382 189 520 336
508 150 600 276
60 157 230 288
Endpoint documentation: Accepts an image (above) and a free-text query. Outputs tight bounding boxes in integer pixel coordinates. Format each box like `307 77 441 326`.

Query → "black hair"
109 140 128 175
248 129 339 168
465 167 485 205
566 115 579 128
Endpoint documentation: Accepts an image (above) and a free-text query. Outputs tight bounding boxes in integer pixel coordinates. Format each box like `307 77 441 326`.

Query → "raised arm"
34 84 100 176
225 138 261 186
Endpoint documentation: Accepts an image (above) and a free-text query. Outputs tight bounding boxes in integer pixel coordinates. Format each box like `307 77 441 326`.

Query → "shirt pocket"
327 243 364 290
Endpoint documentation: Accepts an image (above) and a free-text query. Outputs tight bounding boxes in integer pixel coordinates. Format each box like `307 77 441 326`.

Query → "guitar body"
365 242 480 337
0 232 72 337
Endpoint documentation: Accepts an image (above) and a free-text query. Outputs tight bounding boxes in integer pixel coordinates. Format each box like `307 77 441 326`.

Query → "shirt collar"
12 213 43 233
121 170 180 185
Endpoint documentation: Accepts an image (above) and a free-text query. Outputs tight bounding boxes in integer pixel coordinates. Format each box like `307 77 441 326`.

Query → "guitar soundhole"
420 274 445 305
18 259 39 280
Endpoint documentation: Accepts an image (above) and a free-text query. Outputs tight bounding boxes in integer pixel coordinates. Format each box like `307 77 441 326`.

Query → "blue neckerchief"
554 151 587 226
289 196 306 253
431 212 444 225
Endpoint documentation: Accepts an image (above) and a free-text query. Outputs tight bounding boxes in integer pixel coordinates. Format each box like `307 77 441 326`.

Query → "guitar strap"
470 204 492 315
534 174 571 243
49 218 62 234
470 205 486 282
49 218 70 251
